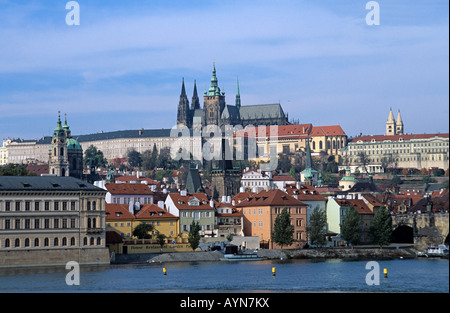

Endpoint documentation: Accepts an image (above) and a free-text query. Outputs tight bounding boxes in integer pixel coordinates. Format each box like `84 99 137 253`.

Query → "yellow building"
106 203 179 241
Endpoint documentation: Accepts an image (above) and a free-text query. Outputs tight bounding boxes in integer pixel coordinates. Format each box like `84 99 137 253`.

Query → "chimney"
227 196 231 203
232 200 236 206
222 195 227 203
180 190 187 196
209 200 214 208
157 201 164 210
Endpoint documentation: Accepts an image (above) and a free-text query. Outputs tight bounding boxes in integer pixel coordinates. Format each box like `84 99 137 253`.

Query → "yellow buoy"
272 267 276 276
383 268 388 278
163 267 167 275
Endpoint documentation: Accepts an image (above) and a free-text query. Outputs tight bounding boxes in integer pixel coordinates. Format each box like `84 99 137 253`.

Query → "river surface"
0 258 448 293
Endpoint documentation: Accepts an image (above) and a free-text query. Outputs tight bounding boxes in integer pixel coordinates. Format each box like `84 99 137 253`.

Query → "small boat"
417 244 449 258
220 253 263 261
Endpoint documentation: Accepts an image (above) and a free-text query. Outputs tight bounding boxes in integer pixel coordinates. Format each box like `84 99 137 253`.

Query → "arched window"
5 239 10 248
87 201 91 211
90 237 94 245
62 168 66 177
15 238 20 247
62 237 67 246
60 147 64 156
92 218 97 228
96 237 101 245
25 238 30 247
54 148 57 156
319 141 323 149
87 218 92 228
70 237 76 246
92 201 96 211
44 238 49 246
83 237 88 246
54 237 59 246
312 141 316 150
34 238 39 247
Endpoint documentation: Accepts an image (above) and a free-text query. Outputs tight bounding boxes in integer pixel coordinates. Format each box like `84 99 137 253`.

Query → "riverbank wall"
146 247 416 264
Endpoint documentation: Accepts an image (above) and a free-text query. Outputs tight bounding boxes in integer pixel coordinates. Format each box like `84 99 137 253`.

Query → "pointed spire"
207 61 221 96
387 107 395 123
191 80 200 110
235 77 241 109
396 110 403 123
180 77 186 97
304 136 313 169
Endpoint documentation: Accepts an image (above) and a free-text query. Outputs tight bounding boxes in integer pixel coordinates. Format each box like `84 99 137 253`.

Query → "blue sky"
0 0 448 141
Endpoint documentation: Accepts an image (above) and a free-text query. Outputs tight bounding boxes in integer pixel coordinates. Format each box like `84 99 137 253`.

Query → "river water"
0 258 448 293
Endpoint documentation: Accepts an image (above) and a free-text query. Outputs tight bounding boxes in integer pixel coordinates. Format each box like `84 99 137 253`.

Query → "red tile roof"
105 183 154 195
135 204 177 219
234 124 312 139
285 184 327 201
168 193 214 211
235 189 308 207
310 125 347 137
273 175 296 181
335 199 373 215
106 203 135 220
350 133 449 143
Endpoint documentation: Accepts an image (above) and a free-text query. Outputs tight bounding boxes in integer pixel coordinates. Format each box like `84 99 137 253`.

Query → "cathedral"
177 62 289 129
48 113 83 179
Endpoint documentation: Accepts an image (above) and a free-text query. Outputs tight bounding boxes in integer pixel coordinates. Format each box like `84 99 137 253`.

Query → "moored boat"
417 244 449 258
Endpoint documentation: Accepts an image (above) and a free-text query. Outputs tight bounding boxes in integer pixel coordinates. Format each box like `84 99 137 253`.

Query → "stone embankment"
147 248 416 263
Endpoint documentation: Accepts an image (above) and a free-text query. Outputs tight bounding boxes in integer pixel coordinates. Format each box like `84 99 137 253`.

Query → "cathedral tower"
203 62 226 127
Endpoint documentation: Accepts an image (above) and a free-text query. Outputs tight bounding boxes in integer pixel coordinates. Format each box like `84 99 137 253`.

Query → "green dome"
66 138 82 150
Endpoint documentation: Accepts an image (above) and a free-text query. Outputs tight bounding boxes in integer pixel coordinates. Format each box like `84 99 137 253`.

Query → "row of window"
112 197 153 204
0 200 99 212
242 207 304 215
1 217 98 230
1 236 102 248
181 211 212 218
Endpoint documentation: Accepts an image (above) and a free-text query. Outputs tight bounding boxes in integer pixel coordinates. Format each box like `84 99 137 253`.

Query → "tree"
307 207 327 247
340 207 361 247
127 149 142 168
289 166 296 179
0 164 34 176
188 221 201 251
156 233 167 252
271 207 294 249
142 144 159 171
84 145 108 168
371 206 392 248
132 223 154 239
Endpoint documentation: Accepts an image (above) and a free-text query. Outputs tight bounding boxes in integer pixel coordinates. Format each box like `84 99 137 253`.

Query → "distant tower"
49 112 69 176
191 80 200 111
235 78 241 109
396 110 404 135
203 61 226 127
177 78 192 128
386 108 396 136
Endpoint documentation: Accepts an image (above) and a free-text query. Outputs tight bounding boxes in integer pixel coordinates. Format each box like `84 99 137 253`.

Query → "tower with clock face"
203 62 226 128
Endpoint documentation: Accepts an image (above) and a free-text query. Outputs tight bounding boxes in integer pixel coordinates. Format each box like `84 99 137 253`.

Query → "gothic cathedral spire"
177 78 192 128
235 77 241 109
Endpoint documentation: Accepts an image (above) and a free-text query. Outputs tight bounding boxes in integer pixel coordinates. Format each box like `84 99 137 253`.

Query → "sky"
0 0 448 142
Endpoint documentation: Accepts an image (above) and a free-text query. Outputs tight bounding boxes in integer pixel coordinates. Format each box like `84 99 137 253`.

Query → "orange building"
235 189 308 249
